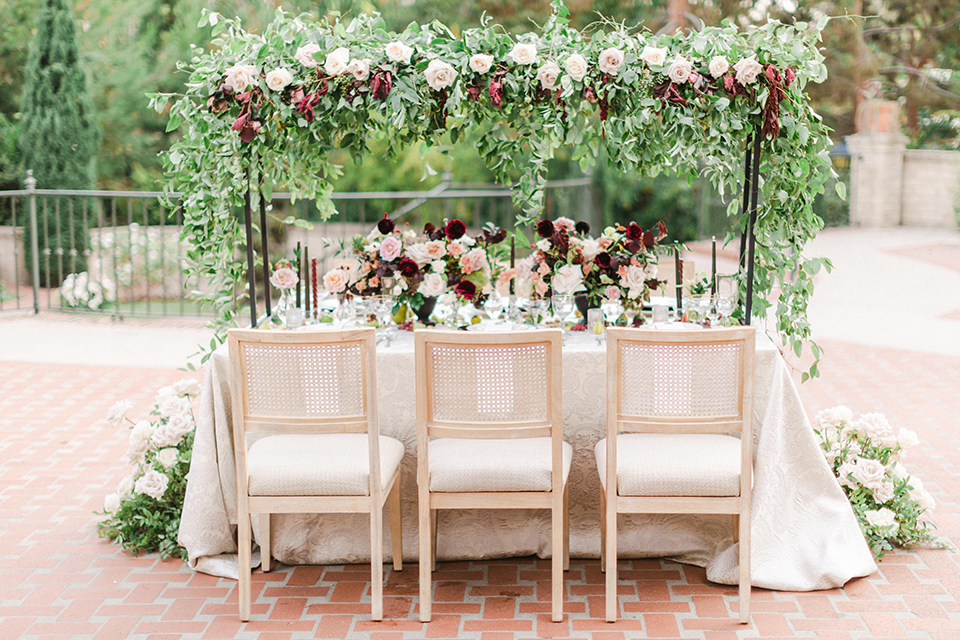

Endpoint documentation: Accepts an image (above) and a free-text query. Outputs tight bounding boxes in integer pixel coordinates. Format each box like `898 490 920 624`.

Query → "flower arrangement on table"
813 406 944 559
97 378 201 560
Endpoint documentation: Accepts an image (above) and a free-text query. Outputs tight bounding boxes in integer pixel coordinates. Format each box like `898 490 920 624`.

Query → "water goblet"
624 305 639 328
334 294 356 326
366 295 394 343
552 295 575 327
601 299 623 326
484 290 505 322
587 308 605 345
706 295 720 327
716 293 736 325
528 298 548 327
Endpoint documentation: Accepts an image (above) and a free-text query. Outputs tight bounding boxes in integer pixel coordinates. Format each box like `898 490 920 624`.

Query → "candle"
674 244 682 312
303 245 310 315
711 236 717 296
510 235 516 296
296 242 302 308
311 257 318 320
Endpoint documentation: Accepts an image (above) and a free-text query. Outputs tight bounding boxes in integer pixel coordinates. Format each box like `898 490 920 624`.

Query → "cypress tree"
19 0 96 286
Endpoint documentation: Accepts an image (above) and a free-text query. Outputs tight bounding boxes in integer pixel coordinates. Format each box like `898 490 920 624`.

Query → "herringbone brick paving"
2 336 959 639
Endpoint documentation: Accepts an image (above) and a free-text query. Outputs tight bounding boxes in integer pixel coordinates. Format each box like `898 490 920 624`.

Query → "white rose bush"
98 378 200 560
813 406 944 558
154 1 839 377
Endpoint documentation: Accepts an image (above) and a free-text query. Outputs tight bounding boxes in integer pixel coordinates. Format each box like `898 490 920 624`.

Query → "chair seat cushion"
428 437 573 492
595 433 742 497
247 433 405 496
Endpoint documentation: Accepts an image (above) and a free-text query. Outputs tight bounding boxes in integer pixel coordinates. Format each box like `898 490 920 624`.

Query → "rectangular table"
178 328 876 590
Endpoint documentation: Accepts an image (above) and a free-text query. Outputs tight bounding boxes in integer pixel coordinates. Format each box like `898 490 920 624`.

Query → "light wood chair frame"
601 326 756 623
228 328 402 622
414 329 569 622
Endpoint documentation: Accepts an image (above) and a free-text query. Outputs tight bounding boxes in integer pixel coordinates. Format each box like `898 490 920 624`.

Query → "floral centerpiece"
813 406 943 559
97 378 201 560
269 259 300 317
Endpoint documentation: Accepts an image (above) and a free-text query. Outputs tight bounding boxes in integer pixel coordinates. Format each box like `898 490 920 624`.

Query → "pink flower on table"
447 242 465 257
270 267 299 291
598 235 613 250
323 268 348 294
538 263 550 276
498 267 517 283
379 236 403 262
459 248 488 275
535 280 549 296
621 264 648 299
553 217 576 233
604 285 620 301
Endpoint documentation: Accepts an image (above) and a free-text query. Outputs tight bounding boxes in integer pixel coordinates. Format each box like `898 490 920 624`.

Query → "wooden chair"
228 328 403 622
414 329 571 622
598 326 756 623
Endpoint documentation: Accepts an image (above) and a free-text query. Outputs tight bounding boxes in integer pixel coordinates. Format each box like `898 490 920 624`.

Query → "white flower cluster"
101 378 201 514
60 272 116 310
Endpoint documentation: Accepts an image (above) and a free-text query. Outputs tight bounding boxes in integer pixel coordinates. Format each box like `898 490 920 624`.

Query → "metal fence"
0 172 596 318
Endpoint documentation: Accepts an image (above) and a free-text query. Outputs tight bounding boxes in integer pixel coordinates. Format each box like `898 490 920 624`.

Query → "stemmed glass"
716 293 736 326
601 299 623 326
552 295 575 327
623 305 639 328
366 295 394 343
527 297 548 327
334 294 356 326
484 290 505 323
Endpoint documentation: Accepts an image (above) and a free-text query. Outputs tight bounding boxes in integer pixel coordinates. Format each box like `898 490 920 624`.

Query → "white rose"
906 476 933 510
469 53 494 74
508 42 538 65
156 448 180 469
896 428 920 449
640 46 667 66
667 55 693 84
265 67 293 92
552 264 585 295
889 461 909 480
172 378 202 398
564 53 588 81
323 268 349 294
815 405 853 429
151 413 194 449
917 489 936 511
347 58 371 81
865 507 899 532
424 59 457 91
872 481 895 504
823 441 844 463
598 47 625 75
155 385 176 402
158 395 192 419
852 458 886 490
836 461 859 489
385 40 414 64
126 438 149 465
855 412 898 448
536 60 561 90
103 493 121 514
580 238 602 261
709 55 729 78
117 475 134 498
536 239 551 252
324 47 351 76
733 55 763 85
621 264 649 299
418 272 447 298
130 420 155 443
135 469 170 501
106 400 133 428
224 63 258 93
294 43 321 68
430 259 446 274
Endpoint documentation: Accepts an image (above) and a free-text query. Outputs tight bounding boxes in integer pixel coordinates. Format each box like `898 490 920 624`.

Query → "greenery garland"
153 1 837 376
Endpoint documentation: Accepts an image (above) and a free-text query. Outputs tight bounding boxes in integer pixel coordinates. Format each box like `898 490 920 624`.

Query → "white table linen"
178 329 876 589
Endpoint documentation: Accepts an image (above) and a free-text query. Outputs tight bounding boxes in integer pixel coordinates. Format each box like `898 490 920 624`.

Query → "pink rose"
379 236 403 262
323 268 349 294
459 248 488 275
498 267 517 283
447 242 465 257
535 280 550 296
270 267 299 291
553 217 576 233
598 236 614 250
604 285 620 301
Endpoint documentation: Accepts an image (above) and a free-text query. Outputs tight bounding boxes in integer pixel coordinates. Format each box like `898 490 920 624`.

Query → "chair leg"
238 508 252 622
418 488 432 622
430 509 438 572
388 479 403 571
604 502 617 622
732 514 739 543
563 483 570 572
739 511 751 623
551 490 564 622
371 502 384 621
599 488 606 573
259 514 271 573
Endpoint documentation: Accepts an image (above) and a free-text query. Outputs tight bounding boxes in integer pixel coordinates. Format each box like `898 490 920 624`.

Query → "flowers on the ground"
60 272 116 311
813 406 944 559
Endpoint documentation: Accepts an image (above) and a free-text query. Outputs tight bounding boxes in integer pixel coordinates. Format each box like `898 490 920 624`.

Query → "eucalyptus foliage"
154 1 837 374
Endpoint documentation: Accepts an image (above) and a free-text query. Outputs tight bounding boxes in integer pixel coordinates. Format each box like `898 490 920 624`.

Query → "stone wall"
0 226 28 287
902 150 960 227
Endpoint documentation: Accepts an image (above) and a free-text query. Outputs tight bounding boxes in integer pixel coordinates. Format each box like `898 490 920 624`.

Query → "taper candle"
303 245 310 315
311 257 318 319
295 242 302 307
711 236 717 296
510 235 516 295
674 243 682 312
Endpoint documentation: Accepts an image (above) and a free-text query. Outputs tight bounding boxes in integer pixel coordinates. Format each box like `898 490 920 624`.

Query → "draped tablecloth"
178 328 876 589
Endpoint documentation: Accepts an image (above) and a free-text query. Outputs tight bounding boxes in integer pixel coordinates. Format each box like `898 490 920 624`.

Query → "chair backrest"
606 326 756 437
414 329 562 441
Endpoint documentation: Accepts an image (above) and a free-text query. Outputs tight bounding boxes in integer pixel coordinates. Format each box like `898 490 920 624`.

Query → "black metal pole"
738 132 754 271
743 129 762 325
259 172 272 318
243 169 258 328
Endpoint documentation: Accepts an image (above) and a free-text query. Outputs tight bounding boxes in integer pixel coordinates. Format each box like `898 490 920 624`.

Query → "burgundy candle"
303 245 310 315
311 257 319 319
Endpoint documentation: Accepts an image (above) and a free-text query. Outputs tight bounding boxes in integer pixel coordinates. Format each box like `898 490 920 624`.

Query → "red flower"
377 213 395 235
595 252 611 269
489 71 506 108
575 221 590 235
398 258 419 277
642 230 655 249
536 219 554 238
444 219 466 239
455 280 476 300
784 68 795 87
296 88 322 123
655 221 668 241
371 69 392 100
626 223 643 240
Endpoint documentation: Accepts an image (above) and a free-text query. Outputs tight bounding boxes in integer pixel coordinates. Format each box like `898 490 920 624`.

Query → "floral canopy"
154 0 837 376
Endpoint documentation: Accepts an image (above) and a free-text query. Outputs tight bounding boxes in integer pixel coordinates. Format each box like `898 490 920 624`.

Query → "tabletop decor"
813 406 944 559
268 260 300 323
97 378 201 560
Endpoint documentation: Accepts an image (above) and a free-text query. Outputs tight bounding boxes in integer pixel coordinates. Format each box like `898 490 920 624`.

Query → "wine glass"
484 290 505 322
527 297 548 327
552 295 575 327
587 308 605 345
706 295 720 327
334 294 356 326
716 293 736 326
366 295 394 343
601 299 623 326
624 305 639 328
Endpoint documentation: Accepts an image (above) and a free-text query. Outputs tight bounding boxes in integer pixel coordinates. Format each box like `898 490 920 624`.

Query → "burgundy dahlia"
626 222 643 240
444 219 466 240
536 219 555 239
454 280 476 300
398 258 419 277
575 221 590 236
595 252 611 269
377 213 395 235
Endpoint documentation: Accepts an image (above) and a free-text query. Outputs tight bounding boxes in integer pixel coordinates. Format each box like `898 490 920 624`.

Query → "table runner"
178 329 876 589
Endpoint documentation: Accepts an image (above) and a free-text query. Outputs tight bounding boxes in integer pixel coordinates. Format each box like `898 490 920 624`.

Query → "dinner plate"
466 322 534 332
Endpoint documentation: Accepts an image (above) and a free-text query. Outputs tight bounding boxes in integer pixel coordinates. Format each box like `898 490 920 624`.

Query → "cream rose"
897 428 920 449
270 267 299 291
424 59 457 91
379 236 403 262
106 400 133 428
815 405 853 429
852 458 886 490
347 58 371 81
552 264 585 295
598 47 625 75
459 248 489 275
418 272 447 298
131 420 155 442
430 259 446 273
294 43 321 68
535 239 551 252
322 268 348 294
836 461 859 489
126 438 149 465
709 55 729 78
553 217 575 232
151 420 189 448
224 63 258 93
508 42 538 65
385 40 414 64
865 507 899 532
733 55 763 85
407 240 447 265
889 461 909 481
604 285 620 301
580 238 602 261
469 53 494 74
856 412 898 447
564 53 588 81
265 68 293 92
872 481 895 504
640 46 667 66
103 493 121 514
156 448 180 469
446 242 465 257
117 475 134 498
324 47 351 76
536 60 561 90
621 264 649 299
667 55 693 84
135 469 170 500
172 378 201 398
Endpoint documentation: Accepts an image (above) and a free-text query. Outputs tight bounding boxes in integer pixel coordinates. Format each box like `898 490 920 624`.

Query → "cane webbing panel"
243 342 364 417
620 341 740 418
429 343 547 423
